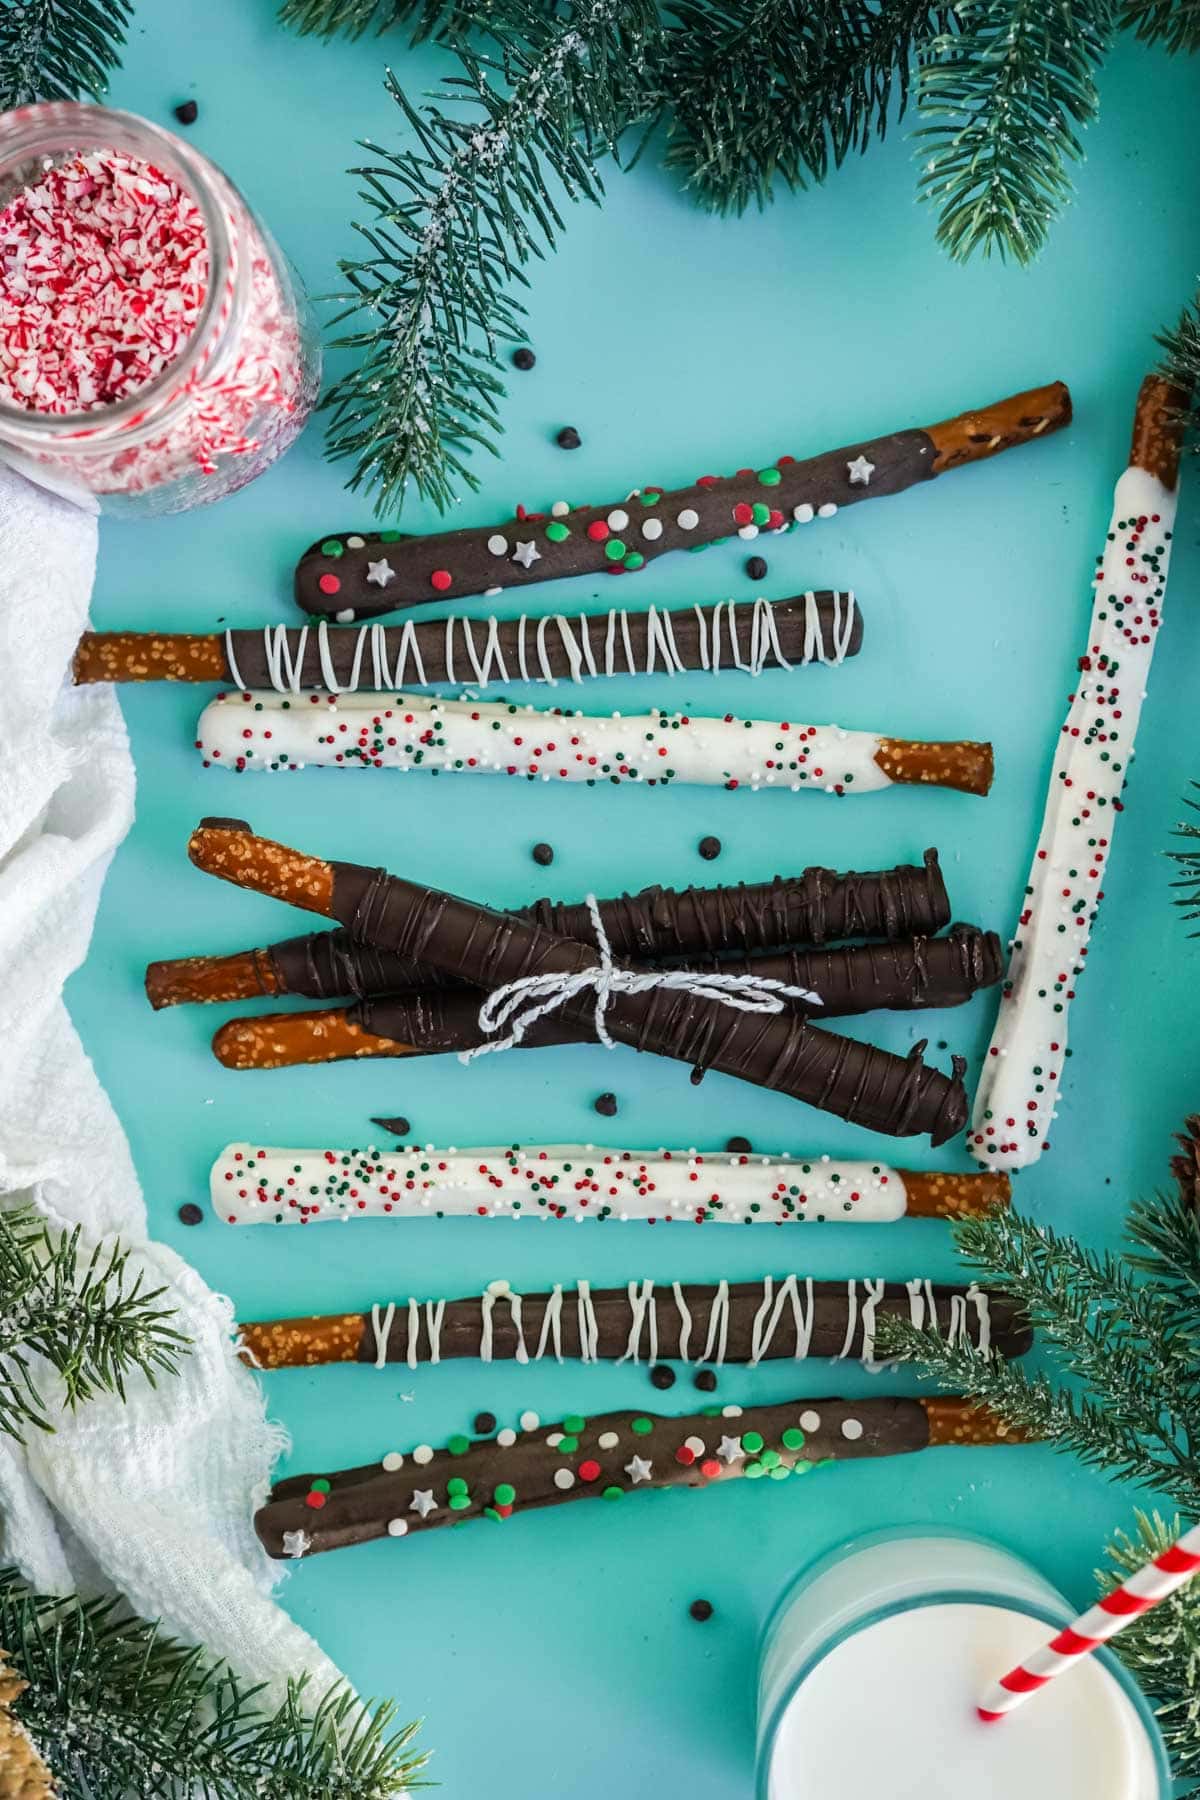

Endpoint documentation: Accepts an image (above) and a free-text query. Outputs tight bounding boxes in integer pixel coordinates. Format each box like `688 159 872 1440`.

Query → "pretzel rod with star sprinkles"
188 822 971 1142
293 380 1072 621
210 1143 1010 1226
194 689 993 796
971 376 1186 1170
255 1395 1026 1559
74 593 860 689
237 1274 1031 1370
146 850 954 1008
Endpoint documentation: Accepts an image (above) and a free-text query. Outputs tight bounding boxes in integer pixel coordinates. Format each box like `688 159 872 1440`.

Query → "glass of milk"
758 1528 1170 1799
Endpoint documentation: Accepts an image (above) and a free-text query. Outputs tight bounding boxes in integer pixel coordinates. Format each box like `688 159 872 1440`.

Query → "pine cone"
0 1652 54 1800
1171 1115 1200 1216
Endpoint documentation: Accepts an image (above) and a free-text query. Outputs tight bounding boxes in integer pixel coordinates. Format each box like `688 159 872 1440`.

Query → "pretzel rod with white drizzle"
74 593 860 688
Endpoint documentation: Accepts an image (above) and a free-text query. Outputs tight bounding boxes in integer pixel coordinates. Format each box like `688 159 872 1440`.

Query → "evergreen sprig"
1159 299 1200 460
1102 1513 1200 1785
0 1204 186 1444
0 1569 425 1800
277 0 474 45
661 0 946 215
0 0 132 112
1168 785 1200 933
321 0 662 514
1119 0 1200 48
916 0 1113 262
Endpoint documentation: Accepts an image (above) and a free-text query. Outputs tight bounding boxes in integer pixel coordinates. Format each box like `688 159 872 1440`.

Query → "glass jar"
758 1528 1171 1800
0 102 320 514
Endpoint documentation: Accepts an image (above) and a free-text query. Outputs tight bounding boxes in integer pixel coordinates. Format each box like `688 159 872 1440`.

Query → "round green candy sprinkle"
494 1483 516 1506
310 1478 331 1493
604 539 626 561
557 1436 579 1454
631 1417 654 1435
447 1477 468 1497
546 522 570 542
781 1428 805 1450
563 1414 586 1433
750 502 771 525
623 552 645 570
602 1485 624 1502
484 1507 502 1522
743 1460 766 1479
769 1465 792 1481
448 1494 471 1512
791 1460 815 1476
742 1431 764 1453
378 529 403 542
760 1448 781 1470
320 539 344 557
757 468 782 486
447 1434 470 1455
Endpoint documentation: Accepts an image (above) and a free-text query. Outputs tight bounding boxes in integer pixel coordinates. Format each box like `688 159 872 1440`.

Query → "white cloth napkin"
0 463 343 1702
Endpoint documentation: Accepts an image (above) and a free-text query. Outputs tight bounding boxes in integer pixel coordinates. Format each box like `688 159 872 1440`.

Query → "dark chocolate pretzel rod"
74 592 860 689
187 821 970 1143
295 380 1072 622
145 851 953 1008
210 926 1002 1071
255 1394 1026 1559
238 1275 1031 1369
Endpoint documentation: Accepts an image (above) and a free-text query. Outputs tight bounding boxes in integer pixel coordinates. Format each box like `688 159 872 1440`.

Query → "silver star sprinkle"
366 558 395 587
717 1435 744 1464
511 540 541 569
281 1529 311 1558
846 455 875 486
624 1455 653 1484
410 1489 438 1518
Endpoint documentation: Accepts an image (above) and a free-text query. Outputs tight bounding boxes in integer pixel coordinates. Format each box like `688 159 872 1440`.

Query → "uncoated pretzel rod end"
188 819 335 915
1130 373 1188 489
875 739 994 797
145 948 280 1009
926 381 1073 474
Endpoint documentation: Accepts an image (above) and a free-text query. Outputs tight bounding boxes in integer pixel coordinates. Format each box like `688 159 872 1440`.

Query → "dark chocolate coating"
329 862 969 1143
270 853 953 1000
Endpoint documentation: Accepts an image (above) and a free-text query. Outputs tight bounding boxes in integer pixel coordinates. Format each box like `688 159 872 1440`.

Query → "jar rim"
0 101 233 442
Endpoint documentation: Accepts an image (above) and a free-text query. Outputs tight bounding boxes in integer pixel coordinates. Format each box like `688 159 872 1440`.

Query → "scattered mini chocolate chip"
694 1368 717 1392
177 1203 204 1226
512 347 536 370
690 1066 706 1086
725 1135 752 1154
473 1411 497 1435
173 100 199 125
371 1115 412 1138
746 555 768 580
698 835 722 861
650 1364 676 1391
556 425 582 450
532 841 554 866
689 1599 714 1623
594 1091 618 1117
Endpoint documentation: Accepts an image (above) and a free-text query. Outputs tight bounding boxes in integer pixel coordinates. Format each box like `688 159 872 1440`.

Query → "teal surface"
69 11 1200 1794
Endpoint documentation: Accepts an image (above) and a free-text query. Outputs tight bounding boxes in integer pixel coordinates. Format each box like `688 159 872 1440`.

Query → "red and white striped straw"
979 1520 1200 1722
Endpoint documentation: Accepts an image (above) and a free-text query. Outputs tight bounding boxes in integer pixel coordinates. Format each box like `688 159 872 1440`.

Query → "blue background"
68 10 1200 1793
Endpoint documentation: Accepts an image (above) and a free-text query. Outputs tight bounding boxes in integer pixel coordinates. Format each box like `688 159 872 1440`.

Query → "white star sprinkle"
410 1489 437 1518
511 540 541 569
846 456 875 486
717 1435 744 1464
625 1455 653 1484
281 1529 311 1558
366 559 395 587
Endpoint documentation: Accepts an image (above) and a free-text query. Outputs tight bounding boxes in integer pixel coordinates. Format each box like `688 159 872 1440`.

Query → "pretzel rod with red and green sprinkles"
255 1394 1026 1559
194 688 993 796
293 380 1072 623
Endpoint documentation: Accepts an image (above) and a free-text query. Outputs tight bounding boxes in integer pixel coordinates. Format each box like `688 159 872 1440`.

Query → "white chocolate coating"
195 689 895 794
971 466 1178 1169
210 1144 910 1225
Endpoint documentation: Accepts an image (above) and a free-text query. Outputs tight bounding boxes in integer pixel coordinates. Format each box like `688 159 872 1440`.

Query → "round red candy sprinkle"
304 1491 327 1509
318 574 341 595
587 520 609 541
430 569 453 591
578 1459 602 1482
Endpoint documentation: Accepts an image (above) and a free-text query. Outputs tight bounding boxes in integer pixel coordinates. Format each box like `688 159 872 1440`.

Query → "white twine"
459 894 822 1064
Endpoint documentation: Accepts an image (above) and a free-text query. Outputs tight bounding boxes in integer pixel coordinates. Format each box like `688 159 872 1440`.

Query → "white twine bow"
459 894 822 1064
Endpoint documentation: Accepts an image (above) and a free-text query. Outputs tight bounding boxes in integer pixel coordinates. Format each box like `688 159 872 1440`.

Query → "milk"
759 1532 1169 1800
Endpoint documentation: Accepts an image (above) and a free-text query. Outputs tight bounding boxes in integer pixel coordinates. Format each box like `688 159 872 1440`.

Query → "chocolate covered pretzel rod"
971 377 1187 1170
295 380 1072 621
212 1142 1010 1226
187 822 970 1143
255 1394 1025 1559
211 926 1003 1070
146 851 953 1008
75 593 860 689
239 1273 1030 1370
196 689 993 797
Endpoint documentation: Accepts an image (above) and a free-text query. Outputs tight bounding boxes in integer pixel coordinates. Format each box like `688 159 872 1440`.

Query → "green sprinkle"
448 1494 471 1512
558 1436 579 1454
310 1478 331 1494
743 1460 766 1479
750 502 771 525
447 1434 470 1456
760 1448 781 1470
791 1460 815 1476
447 1477 468 1497
494 1483 516 1506
757 468 782 486
484 1507 503 1522
632 1417 654 1435
781 1428 805 1450
602 1485 624 1502
742 1431 764 1454
378 529 403 542
563 1414 586 1433
320 539 344 557
623 552 645 570
769 1465 792 1481
546 522 570 542
604 539 626 562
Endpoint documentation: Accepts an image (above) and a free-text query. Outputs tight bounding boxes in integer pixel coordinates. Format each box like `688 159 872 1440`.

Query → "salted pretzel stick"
74 592 861 688
294 380 1072 621
188 821 970 1143
195 688 993 797
146 851 953 1008
210 927 1003 1070
971 376 1187 1170
211 1142 1011 1226
255 1394 1026 1559
238 1274 1030 1370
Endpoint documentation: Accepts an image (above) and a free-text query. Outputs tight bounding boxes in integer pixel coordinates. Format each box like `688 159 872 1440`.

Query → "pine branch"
322 0 663 516
1102 1512 1200 1786
916 0 1113 263
660 0 947 215
0 1569 425 1800
277 0 476 46
1118 0 1200 50
0 0 132 111
1166 782 1200 931
0 1206 186 1444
